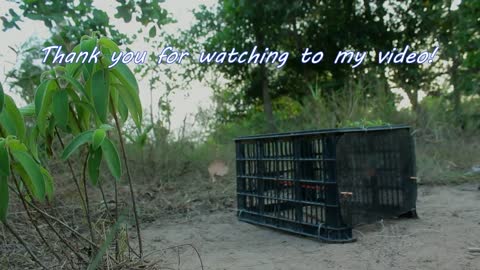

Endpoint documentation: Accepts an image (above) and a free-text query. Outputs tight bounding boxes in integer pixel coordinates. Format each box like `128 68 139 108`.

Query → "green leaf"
27 127 40 161
115 84 142 128
0 140 9 177
52 90 69 129
149 25 156 37
98 37 121 68
34 80 50 116
88 147 103 186
61 130 94 160
111 63 139 93
100 138 122 180
11 150 45 202
40 167 54 202
98 37 121 53
11 163 33 197
37 82 57 134
110 63 142 128
19 103 35 117
71 100 94 130
65 44 82 77
0 175 8 221
99 124 114 131
117 97 129 122
0 95 26 142
61 74 88 98
92 128 106 150
0 82 4 114
81 38 98 79
5 138 28 152
91 69 110 123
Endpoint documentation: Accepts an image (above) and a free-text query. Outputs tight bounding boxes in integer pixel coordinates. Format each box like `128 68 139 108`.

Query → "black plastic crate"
235 125 417 243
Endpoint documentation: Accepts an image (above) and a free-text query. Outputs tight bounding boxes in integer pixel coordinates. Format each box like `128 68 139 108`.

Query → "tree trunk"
260 65 276 132
451 61 463 127
404 88 421 126
254 10 276 133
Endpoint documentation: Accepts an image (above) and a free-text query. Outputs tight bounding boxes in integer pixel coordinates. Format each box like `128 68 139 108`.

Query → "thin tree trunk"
255 20 275 132
404 88 421 126
451 61 463 126
260 65 275 132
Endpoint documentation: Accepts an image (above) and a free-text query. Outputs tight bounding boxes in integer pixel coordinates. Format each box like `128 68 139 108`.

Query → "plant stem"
82 152 96 249
110 100 143 258
55 128 87 212
98 179 112 217
114 178 121 260
2 221 48 269
11 173 63 264
8 184 89 265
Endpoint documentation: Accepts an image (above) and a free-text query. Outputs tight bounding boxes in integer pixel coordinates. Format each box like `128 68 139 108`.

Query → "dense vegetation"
0 0 479 269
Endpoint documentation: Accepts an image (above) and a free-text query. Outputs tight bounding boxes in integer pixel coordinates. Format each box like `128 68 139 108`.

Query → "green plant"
341 119 390 128
0 35 145 268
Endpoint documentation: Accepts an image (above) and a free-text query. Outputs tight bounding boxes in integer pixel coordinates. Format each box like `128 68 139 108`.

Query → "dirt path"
143 184 480 270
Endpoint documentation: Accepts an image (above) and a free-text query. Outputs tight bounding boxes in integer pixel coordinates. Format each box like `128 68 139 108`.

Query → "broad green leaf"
65 44 82 77
40 167 54 202
82 66 92 84
99 124 114 131
61 130 94 160
0 140 9 177
98 37 121 53
88 147 103 186
61 74 88 98
34 80 50 116
91 69 110 123
0 175 8 221
72 100 96 114
111 63 139 93
0 82 4 114
52 90 69 129
19 103 35 117
100 138 122 180
117 97 129 122
109 84 119 114
115 84 142 128
11 150 45 202
98 38 120 68
100 46 115 68
81 38 98 79
37 82 57 134
12 163 35 201
0 95 26 142
27 127 40 161
65 87 81 103
92 128 106 150
5 138 28 152
72 100 94 130
67 110 81 135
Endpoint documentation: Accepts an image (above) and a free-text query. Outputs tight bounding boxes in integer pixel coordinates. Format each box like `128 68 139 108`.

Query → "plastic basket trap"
235 125 417 243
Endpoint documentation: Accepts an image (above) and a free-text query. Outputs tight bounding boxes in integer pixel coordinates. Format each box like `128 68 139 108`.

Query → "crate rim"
234 124 411 141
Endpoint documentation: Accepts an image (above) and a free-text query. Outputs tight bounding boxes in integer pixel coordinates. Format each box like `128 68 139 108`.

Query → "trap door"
335 128 417 226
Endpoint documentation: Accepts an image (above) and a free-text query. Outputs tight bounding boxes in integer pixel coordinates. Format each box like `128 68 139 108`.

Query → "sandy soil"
143 184 480 270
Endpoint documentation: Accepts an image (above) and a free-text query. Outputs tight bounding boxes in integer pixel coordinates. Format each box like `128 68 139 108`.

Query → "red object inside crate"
280 180 324 191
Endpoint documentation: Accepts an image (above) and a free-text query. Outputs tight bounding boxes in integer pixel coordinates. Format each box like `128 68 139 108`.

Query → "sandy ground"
143 184 480 270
